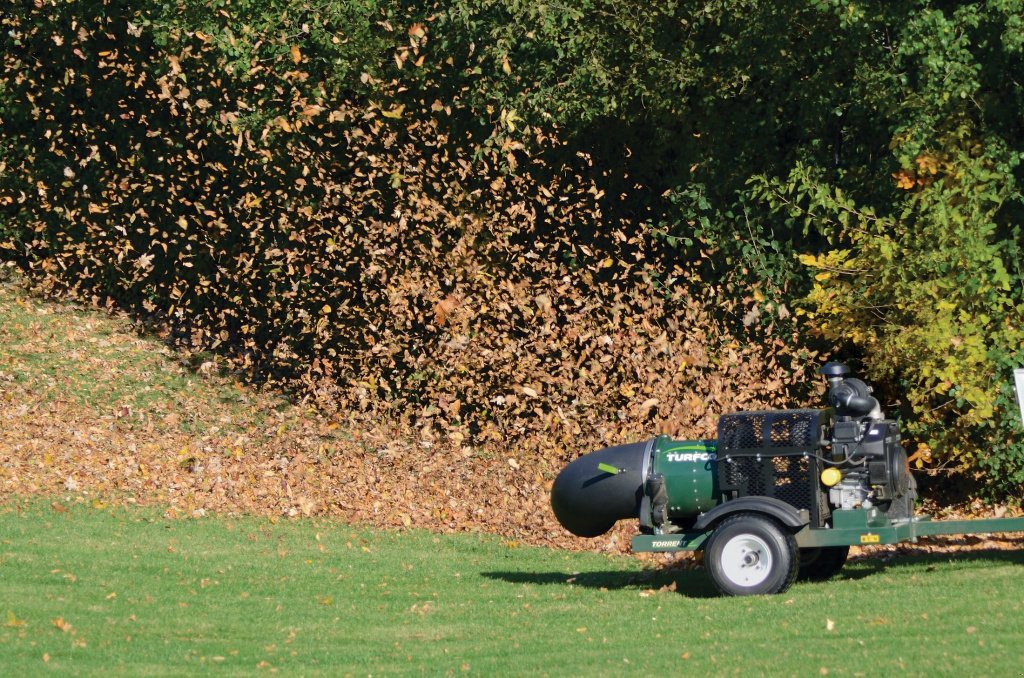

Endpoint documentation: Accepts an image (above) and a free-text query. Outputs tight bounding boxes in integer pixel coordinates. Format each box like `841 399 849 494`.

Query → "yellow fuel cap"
821 467 843 487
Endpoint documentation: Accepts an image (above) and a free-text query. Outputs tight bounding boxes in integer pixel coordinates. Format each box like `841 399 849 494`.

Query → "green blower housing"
550 436 721 538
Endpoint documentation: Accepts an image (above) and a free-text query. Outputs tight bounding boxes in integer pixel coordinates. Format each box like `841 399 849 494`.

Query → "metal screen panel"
716 409 828 527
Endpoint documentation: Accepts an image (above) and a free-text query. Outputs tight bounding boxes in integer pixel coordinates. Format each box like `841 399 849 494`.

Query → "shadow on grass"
485 548 1024 597
482 566 720 599
840 547 1024 581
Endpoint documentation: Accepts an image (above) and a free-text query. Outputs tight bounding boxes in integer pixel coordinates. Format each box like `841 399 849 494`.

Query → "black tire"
797 546 850 582
703 513 799 596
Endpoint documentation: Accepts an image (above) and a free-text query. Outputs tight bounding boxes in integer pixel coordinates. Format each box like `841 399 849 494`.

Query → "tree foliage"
744 3 1024 485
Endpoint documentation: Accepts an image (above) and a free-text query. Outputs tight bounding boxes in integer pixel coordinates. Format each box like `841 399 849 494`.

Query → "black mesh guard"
716 409 829 528
717 409 823 451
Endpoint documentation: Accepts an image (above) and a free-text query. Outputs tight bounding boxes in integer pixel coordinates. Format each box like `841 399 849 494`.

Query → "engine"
818 362 915 518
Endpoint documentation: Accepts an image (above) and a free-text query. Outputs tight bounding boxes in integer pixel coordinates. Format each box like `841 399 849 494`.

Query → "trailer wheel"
704 513 799 596
797 546 850 581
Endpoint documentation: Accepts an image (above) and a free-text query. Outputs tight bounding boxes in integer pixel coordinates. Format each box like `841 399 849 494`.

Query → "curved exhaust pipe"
550 440 651 537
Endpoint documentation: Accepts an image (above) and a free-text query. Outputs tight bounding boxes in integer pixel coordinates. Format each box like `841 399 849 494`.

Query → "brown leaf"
637 398 660 418
433 295 458 325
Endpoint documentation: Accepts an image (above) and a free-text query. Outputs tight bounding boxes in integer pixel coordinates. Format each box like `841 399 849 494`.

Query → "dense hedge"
2 0 1022 493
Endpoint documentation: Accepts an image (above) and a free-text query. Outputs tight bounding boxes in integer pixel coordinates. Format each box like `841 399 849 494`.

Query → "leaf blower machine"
551 362 1024 596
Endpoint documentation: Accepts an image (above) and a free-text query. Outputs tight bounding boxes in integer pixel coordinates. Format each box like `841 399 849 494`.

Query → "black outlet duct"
550 440 649 537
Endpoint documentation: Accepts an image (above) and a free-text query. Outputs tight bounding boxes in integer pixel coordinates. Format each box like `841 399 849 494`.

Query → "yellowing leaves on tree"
789 151 1023 469
915 154 940 175
798 249 851 272
893 171 916 190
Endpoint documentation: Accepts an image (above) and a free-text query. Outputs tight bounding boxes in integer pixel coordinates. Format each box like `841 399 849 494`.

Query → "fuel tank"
550 436 720 537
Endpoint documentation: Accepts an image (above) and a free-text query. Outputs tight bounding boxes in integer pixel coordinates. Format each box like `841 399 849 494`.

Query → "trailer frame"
631 508 1024 553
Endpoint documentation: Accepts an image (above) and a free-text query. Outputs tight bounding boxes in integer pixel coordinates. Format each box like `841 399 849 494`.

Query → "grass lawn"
2 502 1023 676
0 268 288 436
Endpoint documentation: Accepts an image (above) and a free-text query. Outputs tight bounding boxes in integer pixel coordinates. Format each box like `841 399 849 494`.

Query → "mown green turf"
2 502 1023 676
0 277 281 436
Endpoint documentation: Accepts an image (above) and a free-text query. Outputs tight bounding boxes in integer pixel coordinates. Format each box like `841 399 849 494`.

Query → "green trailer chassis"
632 509 1024 553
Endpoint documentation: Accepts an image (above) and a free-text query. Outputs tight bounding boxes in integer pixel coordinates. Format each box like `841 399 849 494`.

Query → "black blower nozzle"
550 440 649 537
